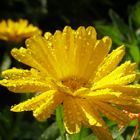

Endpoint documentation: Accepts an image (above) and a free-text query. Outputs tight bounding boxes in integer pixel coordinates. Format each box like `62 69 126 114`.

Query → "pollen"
61 77 87 91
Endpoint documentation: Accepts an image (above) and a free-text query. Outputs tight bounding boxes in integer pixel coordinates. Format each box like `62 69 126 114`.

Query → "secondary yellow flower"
0 19 42 43
1 26 140 140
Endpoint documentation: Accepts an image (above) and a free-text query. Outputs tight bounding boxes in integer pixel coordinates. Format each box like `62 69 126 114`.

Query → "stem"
78 127 83 140
56 105 66 140
70 127 85 140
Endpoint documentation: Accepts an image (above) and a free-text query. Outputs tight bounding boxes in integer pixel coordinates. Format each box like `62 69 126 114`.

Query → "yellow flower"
0 19 42 43
1 26 140 140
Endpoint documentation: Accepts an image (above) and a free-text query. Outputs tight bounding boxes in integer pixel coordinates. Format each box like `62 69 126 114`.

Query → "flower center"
61 77 87 91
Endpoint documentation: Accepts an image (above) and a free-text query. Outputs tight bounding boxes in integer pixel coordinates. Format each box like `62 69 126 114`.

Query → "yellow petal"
110 85 140 97
86 26 97 44
120 104 140 113
105 61 136 79
52 29 70 78
0 68 53 93
61 26 97 78
76 98 103 127
11 47 49 75
11 90 57 112
94 45 125 82
25 36 59 79
63 95 81 134
135 72 140 81
0 19 42 42
7 19 14 29
84 36 112 80
73 26 97 79
92 126 113 140
0 20 7 29
0 79 49 93
1 68 40 80
106 95 137 105
85 88 136 106
94 101 130 125
33 91 63 121
83 88 121 98
44 32 52 40
92 61 137 90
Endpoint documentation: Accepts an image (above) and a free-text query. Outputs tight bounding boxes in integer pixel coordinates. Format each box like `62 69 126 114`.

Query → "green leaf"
111 125 126 139
38 122 59 140
69 127 91 140
128 44 140 64
115 135 124 140
105 118 117 127
128 120 137 127
109 10 129 34
95 23 123 45
109 9 135 42
131 2 140 27
81 134 97 140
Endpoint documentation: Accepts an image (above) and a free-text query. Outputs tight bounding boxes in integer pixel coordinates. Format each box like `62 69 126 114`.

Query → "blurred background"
0 0 140 140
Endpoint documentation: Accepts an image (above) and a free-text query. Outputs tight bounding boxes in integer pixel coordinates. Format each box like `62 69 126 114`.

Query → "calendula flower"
1 26 140 140
0 19 42 43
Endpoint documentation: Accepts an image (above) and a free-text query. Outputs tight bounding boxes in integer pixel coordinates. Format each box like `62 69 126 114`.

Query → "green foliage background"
0 0 140 140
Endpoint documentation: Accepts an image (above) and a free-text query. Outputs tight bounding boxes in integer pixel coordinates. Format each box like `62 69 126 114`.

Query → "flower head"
1 26 140 140
0 19 42 43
